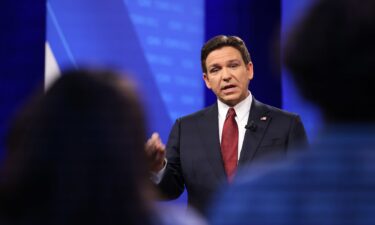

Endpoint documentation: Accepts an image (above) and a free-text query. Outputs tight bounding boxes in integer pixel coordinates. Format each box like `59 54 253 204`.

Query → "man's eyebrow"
227 59 241 63
207 59 241 69
207 63 220 69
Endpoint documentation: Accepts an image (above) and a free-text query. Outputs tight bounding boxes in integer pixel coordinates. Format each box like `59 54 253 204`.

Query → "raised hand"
145 132 166 172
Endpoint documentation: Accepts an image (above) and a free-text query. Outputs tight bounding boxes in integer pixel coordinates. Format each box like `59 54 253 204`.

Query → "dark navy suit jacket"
158 97 308 214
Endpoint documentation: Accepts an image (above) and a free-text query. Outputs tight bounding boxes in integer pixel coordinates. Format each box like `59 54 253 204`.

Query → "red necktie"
221 108 238 182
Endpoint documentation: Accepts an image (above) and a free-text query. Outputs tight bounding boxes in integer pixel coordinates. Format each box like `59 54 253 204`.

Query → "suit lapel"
197 104 226 180
238 98 271 167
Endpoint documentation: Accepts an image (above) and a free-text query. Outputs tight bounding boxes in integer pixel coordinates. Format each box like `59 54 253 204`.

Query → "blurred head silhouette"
284 0 375 123
208 1 375 225
0 69 154 225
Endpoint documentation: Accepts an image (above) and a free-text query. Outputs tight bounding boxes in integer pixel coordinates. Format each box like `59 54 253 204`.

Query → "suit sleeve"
157 119 185 200
287 115 309 152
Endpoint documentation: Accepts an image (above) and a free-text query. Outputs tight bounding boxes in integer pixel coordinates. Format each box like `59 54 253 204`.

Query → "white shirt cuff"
150 159 167 184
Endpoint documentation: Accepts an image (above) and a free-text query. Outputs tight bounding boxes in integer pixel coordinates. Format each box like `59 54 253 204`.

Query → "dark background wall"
0 0 46 162
205 0 281 108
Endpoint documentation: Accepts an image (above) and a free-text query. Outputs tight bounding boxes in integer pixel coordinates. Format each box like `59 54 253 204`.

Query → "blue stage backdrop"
46 0 204 142
46 0 204 207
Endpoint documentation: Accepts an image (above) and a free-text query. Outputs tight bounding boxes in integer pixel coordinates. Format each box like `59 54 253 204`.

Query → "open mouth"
221 84 236 90
221 84 237 95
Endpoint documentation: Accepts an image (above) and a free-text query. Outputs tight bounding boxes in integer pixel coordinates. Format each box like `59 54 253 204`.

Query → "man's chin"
220 96 240 106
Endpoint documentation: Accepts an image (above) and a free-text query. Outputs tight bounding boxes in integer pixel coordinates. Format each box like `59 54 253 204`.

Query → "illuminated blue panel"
124 0 204 121
46 0 204 141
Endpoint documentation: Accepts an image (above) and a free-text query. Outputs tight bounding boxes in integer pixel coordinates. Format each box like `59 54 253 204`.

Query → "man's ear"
246 62 254 80
203 73 212 89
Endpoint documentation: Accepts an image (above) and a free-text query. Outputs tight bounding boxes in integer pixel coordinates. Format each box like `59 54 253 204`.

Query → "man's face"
203 46 253 106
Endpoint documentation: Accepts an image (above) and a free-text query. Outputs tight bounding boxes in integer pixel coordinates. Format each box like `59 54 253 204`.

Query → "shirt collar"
217 91 252 120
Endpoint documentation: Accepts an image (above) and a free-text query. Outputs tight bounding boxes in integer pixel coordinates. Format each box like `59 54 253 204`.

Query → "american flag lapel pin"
260 116 267 121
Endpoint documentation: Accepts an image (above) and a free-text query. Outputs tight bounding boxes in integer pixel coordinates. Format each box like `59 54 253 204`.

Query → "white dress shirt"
217 91 252 160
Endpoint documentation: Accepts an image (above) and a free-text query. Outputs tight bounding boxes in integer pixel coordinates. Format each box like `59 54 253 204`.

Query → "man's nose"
222 67 232 81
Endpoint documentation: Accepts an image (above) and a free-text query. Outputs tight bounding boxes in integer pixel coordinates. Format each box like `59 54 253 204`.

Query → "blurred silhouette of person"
146 35 308 215
0 69 207 225
208 0 375 224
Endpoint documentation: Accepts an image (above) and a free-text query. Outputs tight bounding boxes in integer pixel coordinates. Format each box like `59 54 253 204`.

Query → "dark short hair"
284 0 375 122
201 35 252 73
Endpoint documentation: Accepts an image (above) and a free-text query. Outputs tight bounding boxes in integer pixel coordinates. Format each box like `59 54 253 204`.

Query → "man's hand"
145 132 166 172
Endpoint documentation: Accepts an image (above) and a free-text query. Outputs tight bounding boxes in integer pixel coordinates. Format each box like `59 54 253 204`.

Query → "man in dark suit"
146 35 308 214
